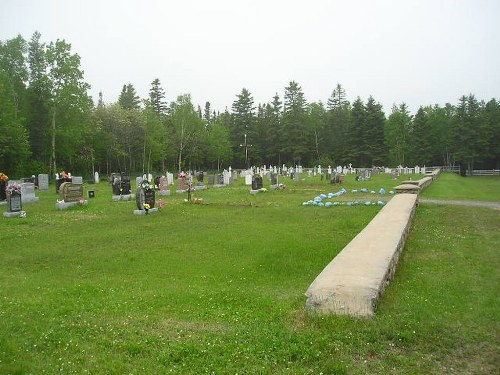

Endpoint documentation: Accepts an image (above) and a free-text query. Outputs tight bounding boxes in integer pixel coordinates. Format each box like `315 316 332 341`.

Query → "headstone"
158 176 171 196
3 185 26 217
56 177 72 193
0 177 7 201
391 170 398 180
245 174 252 185
217 174 224 185
294 170 300 181
136 176 143 188
59 182 84 202
270 172 278 188
94 171 100 183
21 183 39 203
38 174 49 190
177 177 189 192
166 173 174 186
251 174 263 190
56 182 86 210
134 180 158 215
72 176 83 184
223 170 230 185
208 175 215 185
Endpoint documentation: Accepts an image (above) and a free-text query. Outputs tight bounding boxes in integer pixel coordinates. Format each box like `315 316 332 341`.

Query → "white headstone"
21 182 39 203
136 176 143 188
166 172 174 185
38 174 49 190
72 176 83 184
147 173 153 182
223 170 230 185
245 174 252 185
94 171 100 183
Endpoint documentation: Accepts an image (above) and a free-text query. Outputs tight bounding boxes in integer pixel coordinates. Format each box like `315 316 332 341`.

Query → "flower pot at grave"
7 192 22 212
0 180 7 201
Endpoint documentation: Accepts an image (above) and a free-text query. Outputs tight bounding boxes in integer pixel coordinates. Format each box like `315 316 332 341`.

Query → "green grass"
1 173 498 374
420 172 500 202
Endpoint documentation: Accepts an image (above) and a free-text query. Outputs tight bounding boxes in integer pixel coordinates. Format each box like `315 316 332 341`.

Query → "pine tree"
148 78 167 115
231 88 255 167
118 83 140 110
281 81 310 165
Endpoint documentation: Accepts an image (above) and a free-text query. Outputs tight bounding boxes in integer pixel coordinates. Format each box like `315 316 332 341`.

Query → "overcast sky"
1 0 499 115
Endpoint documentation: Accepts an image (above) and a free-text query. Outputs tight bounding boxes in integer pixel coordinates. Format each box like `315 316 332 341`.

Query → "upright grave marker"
56 182 87 210
134 180 158 215
38 174 49 190
3 183 26 217
21 183 39 203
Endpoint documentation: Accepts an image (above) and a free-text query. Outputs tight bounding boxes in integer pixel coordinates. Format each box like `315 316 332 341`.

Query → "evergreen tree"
408 107 433 165
346 97 366 165
363 96 387 165
281 81 310 165
452 95 482 174
481 99 500 168
148 78 167 115
231 88 255 167
385 103 411 166
118 83 140 110
325 84 350 164
26 31 50 167
203 101 211 126
0 36 31 175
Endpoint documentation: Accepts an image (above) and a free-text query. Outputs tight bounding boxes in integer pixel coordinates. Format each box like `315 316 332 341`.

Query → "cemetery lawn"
1 174 499 374
420 172 500 202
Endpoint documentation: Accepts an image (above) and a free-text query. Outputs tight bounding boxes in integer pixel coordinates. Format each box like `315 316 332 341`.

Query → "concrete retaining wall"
305 193 418 317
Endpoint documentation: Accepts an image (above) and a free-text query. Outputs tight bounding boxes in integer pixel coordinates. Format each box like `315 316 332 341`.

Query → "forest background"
1 32 499 178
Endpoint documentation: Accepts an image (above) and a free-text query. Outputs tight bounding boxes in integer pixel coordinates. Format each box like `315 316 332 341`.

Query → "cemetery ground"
1 173 498 374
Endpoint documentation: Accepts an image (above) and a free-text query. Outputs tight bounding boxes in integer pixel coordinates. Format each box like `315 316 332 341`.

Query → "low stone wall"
305 193 418 317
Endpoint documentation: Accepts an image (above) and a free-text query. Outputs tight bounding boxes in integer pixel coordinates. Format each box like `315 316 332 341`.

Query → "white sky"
1 0 499 115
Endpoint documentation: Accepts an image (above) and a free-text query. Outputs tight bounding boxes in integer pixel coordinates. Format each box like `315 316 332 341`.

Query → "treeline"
1 33 499 178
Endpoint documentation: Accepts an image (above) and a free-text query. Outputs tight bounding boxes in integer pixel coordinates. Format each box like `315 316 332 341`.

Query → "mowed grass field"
1 172 498 374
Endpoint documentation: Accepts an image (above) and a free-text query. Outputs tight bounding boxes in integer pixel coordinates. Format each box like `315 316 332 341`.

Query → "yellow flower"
143 203 150 210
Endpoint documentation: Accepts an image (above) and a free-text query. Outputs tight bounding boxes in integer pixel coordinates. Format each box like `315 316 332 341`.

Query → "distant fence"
466 169 500 176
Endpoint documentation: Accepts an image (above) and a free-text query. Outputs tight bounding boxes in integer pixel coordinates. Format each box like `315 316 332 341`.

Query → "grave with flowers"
134 180 158 215
250 174 266 195
176 171 190 194
3 183 26 218
111 172 134 201
56 182 87 210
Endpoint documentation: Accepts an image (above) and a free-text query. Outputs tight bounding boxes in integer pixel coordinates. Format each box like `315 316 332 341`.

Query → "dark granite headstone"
270 173 278 185
252 175 263 190
136 182 155 210
0 180 6 201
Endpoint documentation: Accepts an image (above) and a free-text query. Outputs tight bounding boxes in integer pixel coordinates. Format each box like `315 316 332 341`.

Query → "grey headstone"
38 174 49 190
